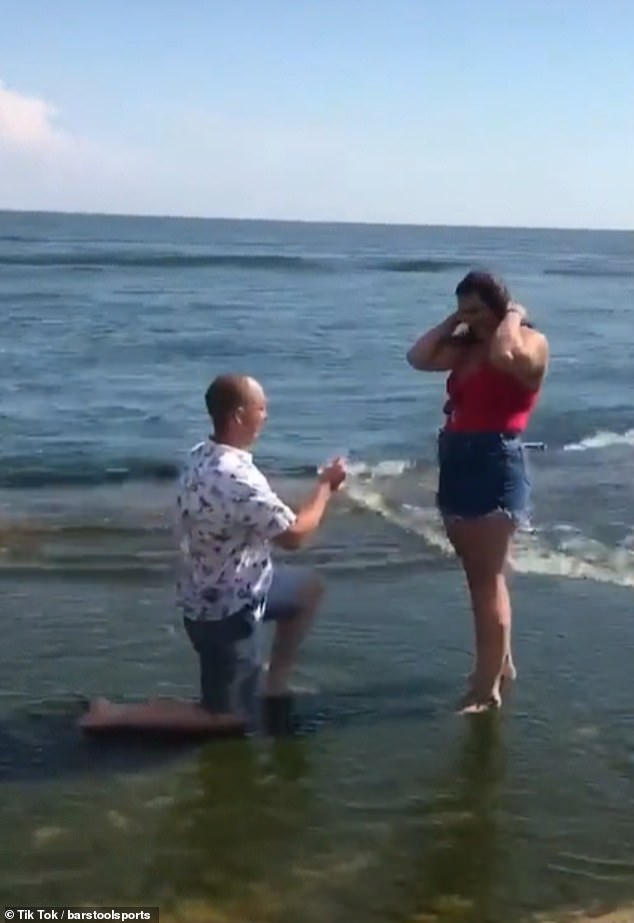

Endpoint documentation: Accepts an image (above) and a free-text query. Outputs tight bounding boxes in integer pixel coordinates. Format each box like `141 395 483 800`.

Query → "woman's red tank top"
443 362 540 434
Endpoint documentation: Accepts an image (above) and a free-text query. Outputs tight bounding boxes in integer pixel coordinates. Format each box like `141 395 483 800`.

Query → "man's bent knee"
298 572 325 612
264 565 324 622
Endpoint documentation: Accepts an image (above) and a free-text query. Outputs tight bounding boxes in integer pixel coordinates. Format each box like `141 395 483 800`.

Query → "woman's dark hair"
455 270 511 320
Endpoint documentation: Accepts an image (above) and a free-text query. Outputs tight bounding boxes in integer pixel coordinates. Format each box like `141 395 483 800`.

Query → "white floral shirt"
175 440 296 621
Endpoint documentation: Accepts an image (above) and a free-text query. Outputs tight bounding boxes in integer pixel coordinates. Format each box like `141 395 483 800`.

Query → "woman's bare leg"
444 515 516 712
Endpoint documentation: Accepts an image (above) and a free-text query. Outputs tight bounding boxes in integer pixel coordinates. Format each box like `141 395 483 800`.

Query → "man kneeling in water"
80 374 346 736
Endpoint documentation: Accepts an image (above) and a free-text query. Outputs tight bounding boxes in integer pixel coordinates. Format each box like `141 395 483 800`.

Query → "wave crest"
0 251 328 271
563 429 634 452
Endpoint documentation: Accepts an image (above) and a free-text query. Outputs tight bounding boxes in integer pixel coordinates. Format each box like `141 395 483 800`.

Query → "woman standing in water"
406 271 548 713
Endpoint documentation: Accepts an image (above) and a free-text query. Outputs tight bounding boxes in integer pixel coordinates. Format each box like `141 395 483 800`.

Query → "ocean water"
0 211 633 922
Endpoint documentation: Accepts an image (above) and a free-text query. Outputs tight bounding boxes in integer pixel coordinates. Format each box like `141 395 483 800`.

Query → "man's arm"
232 459 346 551
273 480 334 550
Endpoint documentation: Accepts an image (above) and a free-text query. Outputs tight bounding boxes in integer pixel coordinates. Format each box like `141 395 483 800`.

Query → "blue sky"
1 0 632 227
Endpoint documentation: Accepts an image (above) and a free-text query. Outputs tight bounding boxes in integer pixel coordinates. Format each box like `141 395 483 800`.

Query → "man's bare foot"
78 697 121 729
77 697 244 735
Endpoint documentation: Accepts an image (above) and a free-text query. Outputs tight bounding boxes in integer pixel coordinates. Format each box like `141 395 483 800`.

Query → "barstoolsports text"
4 911 158 922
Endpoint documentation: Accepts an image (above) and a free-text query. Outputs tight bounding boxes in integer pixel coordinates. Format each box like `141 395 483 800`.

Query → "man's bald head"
205 374 267 446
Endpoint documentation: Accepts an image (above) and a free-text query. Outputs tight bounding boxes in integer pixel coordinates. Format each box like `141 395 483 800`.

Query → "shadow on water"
0 675 449 785
0 697 194 784
365 712 634 923
145 710 515 922
397 715 509 923
145 735 318 907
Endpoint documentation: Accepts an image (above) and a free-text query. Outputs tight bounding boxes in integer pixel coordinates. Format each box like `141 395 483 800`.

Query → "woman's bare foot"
466 654 517 697
457 667 505 714
502 655 517 682
457 689 502 715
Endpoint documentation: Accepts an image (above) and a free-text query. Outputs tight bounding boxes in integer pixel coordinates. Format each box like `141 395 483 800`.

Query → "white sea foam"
346 459 413 478
563 429 634 452
344 459 634 589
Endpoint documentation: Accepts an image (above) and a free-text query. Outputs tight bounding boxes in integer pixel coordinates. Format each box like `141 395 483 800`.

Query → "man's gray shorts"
183 565 312 721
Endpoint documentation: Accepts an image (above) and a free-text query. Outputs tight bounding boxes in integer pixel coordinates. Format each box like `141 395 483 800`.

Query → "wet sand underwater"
1 551 633 922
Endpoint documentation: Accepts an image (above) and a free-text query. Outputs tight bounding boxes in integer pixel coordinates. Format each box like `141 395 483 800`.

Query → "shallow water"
1 212 633 920
2 564 634 921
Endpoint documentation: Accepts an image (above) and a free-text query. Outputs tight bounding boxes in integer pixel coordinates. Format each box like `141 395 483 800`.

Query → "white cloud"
0 79 158 213
0 84 462 220
0 81 69 152
0 81 630 228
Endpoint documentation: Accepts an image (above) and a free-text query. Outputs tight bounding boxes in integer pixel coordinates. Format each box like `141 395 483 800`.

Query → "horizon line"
0 206 632 234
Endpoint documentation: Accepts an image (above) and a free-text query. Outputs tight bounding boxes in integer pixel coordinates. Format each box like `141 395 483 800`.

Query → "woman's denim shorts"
436 430 531 527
